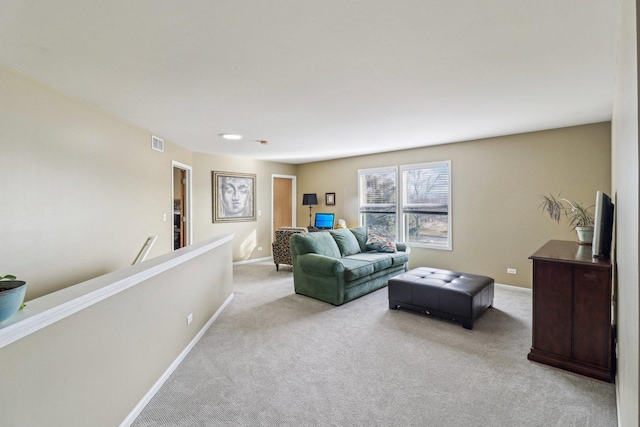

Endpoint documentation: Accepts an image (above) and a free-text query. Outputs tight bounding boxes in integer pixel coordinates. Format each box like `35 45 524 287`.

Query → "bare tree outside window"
402 162 451 249
358 161 451 250
358 167 397 239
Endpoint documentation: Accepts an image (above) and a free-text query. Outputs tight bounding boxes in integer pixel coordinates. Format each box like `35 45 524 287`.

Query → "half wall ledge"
0 233 234 349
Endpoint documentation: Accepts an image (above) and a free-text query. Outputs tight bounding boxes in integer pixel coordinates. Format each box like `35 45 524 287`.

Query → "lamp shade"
302 193 318 206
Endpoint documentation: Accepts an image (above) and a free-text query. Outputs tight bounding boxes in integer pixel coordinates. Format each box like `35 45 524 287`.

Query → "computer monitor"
314 213 335 230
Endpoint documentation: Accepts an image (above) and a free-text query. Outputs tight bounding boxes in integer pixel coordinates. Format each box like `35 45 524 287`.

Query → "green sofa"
290 227 410 305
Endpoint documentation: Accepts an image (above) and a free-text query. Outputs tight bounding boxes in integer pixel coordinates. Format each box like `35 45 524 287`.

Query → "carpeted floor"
132 261 617 426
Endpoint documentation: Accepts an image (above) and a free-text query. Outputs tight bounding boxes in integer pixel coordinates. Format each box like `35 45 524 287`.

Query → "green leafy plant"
540 193 594 230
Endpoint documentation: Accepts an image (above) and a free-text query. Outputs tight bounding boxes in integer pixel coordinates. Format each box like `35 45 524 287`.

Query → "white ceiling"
0 1 620 164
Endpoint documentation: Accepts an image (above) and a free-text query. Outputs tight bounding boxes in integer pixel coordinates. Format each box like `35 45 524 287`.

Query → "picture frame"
212 171 257 222
326 192 336 206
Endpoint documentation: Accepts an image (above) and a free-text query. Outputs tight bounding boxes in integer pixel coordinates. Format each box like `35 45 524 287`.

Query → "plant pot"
0 281 27 323
575 226 594 244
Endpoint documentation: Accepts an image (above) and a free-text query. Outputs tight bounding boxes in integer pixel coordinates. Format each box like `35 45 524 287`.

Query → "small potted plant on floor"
540 193 595 244
0 275 27 323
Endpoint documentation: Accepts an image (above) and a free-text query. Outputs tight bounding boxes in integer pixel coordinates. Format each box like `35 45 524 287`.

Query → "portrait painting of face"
212 171 256 222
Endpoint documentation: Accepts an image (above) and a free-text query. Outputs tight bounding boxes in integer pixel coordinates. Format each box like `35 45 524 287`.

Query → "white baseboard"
119 292 235 427
615 376 621 427
494 282 532 293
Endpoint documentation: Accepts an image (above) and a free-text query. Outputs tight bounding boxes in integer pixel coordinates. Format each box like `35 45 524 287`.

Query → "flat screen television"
314 213 335 230
592 191 614 258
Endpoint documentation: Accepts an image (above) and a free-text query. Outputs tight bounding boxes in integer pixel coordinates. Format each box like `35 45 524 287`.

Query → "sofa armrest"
396 242 410 253
297 253 344 276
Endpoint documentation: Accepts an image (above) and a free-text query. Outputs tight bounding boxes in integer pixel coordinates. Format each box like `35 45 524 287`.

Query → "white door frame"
172 161 193 249
271 174 297 243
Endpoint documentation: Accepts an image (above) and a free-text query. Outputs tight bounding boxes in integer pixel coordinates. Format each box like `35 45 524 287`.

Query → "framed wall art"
326 192 336 206
212 171 257 222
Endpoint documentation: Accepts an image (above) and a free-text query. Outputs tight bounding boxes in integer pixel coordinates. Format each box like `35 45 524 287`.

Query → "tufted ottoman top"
393 267 493 296
388 267 494 329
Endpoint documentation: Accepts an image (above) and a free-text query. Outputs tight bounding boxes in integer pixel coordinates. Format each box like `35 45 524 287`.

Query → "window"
358 161 451 250
358 167 398 240
401 161 451 250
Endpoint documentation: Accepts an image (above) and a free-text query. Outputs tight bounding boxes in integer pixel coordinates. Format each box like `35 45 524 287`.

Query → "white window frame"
357 166 398 240
358 161 452 251
400 161 452 250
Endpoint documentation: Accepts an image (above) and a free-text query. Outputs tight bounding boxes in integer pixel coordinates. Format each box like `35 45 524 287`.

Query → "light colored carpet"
132 261 617 426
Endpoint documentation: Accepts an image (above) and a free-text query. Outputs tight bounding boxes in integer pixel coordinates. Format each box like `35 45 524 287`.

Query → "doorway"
172 161 192 250
272 175 297 241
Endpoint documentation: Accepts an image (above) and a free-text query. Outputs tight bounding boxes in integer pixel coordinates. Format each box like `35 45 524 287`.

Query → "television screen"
314 213 335 230
592 191 614 258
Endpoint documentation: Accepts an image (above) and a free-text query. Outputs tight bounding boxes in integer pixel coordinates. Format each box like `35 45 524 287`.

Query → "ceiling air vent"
151 135 164 152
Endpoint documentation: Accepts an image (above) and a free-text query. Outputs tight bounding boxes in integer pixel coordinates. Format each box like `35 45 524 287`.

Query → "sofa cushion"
389 251 410 266
290 232 341 259
345 252 393 272
330 228 362 257
343 264 406 290
339 258 375 281
349 226 369 252
366 229 397 253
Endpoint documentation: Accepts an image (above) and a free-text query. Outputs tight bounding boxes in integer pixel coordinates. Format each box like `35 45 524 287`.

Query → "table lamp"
302 193 318 228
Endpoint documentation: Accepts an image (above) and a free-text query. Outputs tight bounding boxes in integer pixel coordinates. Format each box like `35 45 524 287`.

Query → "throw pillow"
349 226 369 252
329 228 361 257
366 229 397 253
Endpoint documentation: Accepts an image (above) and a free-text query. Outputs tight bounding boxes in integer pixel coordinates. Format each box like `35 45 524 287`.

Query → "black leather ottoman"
388 267 494 329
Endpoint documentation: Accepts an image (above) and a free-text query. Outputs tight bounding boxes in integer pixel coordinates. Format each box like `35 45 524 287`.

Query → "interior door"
273 177 293 240
178 169 186 249
172 165 190 250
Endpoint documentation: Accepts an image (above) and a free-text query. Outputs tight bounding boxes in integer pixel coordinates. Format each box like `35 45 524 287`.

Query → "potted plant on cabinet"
0 275 27 323
540 193 595 244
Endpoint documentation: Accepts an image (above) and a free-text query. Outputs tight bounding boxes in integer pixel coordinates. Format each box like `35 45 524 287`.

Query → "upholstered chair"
272 227 308 271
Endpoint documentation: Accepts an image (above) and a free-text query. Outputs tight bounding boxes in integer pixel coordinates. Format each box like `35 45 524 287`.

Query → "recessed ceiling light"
221 133 242 140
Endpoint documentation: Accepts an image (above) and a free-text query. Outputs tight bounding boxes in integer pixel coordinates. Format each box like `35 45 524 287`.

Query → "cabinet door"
533 261 572 357
572 266 611 368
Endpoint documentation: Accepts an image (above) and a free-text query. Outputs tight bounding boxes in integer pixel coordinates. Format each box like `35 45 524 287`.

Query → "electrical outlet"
187 313 193 325
507 268 517 275
258 246 263 251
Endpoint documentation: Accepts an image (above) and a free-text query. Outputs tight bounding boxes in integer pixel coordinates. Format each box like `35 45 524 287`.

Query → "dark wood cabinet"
528 240 614 382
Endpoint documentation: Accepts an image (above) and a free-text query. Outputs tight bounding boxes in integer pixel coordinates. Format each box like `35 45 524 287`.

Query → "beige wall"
297 123 611 288
0 62 295 425
0 64 298 300
0 65 193 300
612 0 640 424
192 153 297 261
0 59 613 296
0 236 233 426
